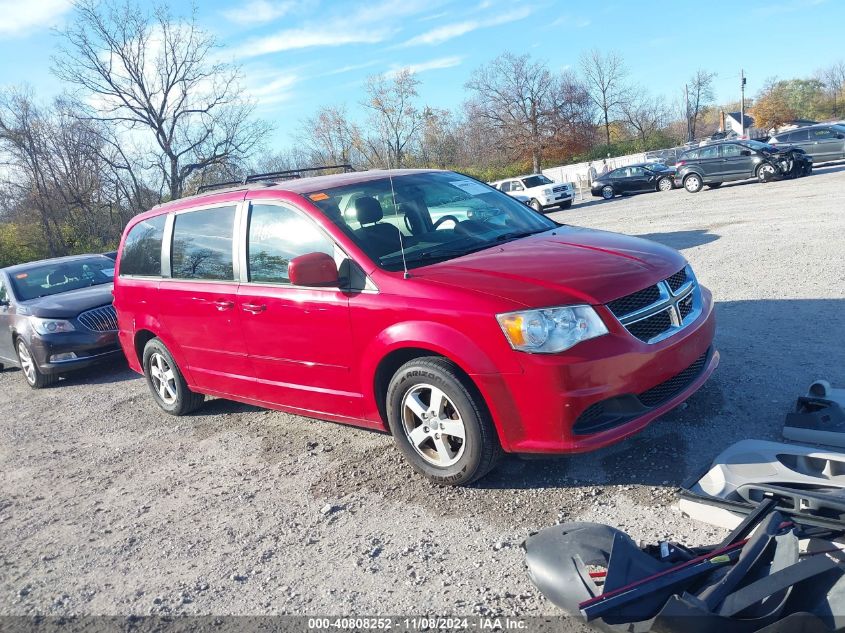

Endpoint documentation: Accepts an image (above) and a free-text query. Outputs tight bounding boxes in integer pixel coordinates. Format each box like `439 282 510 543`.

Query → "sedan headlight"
29 317 76 335
496 305 608 353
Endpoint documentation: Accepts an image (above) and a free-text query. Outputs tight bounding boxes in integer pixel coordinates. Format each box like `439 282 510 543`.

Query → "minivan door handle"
213 299 235 311
241 302 266 314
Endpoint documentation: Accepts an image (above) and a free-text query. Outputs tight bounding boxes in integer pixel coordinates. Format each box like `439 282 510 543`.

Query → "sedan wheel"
684 174 703 193
16 339 56 389
601 185 614 200
757 163 777 182
402 383 466 468
658 177 673 192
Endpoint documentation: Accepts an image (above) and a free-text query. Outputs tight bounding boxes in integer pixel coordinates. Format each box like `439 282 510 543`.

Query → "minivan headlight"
496 305 608 353
29 317 76 335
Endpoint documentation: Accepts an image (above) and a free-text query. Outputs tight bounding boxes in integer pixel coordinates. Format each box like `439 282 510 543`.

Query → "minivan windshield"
9 256 115 301
307 172 557 271
522 175 553 188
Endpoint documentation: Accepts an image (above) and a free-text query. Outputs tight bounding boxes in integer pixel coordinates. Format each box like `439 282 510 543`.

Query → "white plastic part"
808 379 845 407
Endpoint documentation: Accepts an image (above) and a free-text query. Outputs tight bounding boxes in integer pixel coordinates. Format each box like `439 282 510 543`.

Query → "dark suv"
769 124 845 163
675 140 812 193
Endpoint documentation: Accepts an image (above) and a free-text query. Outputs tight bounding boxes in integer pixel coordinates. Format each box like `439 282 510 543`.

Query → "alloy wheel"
685 175 702 192
149 352 178 405
758 164 776 181
601 186 614 199
17 341 35 385
401 383 466 468
658 177 673 191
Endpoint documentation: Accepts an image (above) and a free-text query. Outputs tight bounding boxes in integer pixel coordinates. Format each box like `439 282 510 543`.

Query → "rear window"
120 215 166 277
171 206 236 281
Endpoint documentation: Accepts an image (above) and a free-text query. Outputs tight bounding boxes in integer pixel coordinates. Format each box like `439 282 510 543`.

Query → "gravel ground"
1 164 844 620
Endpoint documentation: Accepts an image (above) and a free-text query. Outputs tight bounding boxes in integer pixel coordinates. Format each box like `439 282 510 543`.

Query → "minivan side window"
720 144 742 158
247 204 334 285
120 215 166 277
811 128 835 140
171 206 236 281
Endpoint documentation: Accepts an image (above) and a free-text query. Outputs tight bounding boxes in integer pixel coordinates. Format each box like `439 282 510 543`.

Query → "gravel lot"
2 164 845 620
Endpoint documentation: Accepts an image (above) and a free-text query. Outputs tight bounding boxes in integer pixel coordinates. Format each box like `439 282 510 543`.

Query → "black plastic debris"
523 505 845 633
784 397 845 448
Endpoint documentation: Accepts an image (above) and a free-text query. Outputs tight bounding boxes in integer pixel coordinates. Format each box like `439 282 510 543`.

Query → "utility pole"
740 69 746 137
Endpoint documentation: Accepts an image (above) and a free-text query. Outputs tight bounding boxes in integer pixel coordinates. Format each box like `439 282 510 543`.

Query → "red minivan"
113 169 718 485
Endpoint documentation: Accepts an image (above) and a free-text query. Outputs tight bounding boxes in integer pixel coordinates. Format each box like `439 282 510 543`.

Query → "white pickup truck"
489 174 574 213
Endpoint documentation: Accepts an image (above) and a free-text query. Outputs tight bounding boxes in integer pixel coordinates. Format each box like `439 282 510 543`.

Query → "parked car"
0 254 123 388
102 250 118 260
768 124 845 164
590 163 677 200
489 174 574 212
114 169 718 485
675 140 812 193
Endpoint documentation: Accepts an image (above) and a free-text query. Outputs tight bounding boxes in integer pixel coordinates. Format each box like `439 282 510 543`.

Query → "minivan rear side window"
171 206 236 281
247 204 334 285
120 215 166 277
787 129 809 142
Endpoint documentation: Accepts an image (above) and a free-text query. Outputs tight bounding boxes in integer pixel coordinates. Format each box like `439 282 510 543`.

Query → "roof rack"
194 164 356 195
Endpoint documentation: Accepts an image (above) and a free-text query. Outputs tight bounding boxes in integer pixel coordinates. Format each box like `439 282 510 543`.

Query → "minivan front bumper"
474 286 718 454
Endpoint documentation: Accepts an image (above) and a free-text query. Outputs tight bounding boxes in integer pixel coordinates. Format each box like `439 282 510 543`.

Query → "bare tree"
685 69 716 141
297 105 358 166
580 49 629 146
360 69 423 168
819 61 845 118
466 52 571 173
620 91 670 148
53 0 269 199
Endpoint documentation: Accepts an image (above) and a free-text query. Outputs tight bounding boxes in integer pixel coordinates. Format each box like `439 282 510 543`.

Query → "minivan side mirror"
740 149 751 156
288 252 339 287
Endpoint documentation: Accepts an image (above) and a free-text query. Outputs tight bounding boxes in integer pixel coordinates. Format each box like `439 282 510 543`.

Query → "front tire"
683 174 703 193
386 357 502 486
560 200 573 209
657 177 673 192
142 338 204 415
529 199 543 213
16 339 57 389
600 185 614 200
757 163 777 182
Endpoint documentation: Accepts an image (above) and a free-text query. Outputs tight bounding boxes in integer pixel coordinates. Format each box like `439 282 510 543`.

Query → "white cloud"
0 0 72 38
386 55 463 77
221 0 297 26
231 0 436 59
400 6 533 47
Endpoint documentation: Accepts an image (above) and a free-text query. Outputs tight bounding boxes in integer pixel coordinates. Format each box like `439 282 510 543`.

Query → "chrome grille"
78 305 118 332
606 266 700 344
552 185 570 194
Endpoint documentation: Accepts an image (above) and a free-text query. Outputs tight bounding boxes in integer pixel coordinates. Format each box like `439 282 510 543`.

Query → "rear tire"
16 339 57 389
142 338 204 415
683 174 703 193
386 357 502 486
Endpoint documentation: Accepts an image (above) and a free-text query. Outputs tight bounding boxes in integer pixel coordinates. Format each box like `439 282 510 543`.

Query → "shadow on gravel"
635 229 720 250
54 358 137 386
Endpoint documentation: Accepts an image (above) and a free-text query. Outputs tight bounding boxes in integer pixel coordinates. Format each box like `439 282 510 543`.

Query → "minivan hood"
416 227 687 308
20 284 114 318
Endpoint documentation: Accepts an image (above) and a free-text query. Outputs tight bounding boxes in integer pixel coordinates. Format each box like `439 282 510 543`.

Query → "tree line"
1 0 844 266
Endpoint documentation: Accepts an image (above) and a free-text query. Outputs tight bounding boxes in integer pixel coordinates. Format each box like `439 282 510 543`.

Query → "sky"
1 0 843 150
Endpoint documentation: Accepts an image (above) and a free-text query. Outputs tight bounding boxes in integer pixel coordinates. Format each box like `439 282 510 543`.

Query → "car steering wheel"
432 215 460 230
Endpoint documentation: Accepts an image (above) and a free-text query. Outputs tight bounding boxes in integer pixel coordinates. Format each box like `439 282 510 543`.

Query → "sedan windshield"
9 256 115 301
522 175 553 188
306 172 557 271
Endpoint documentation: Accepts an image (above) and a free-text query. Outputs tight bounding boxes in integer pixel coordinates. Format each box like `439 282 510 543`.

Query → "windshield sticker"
309 192 329 201
450 180 490 196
